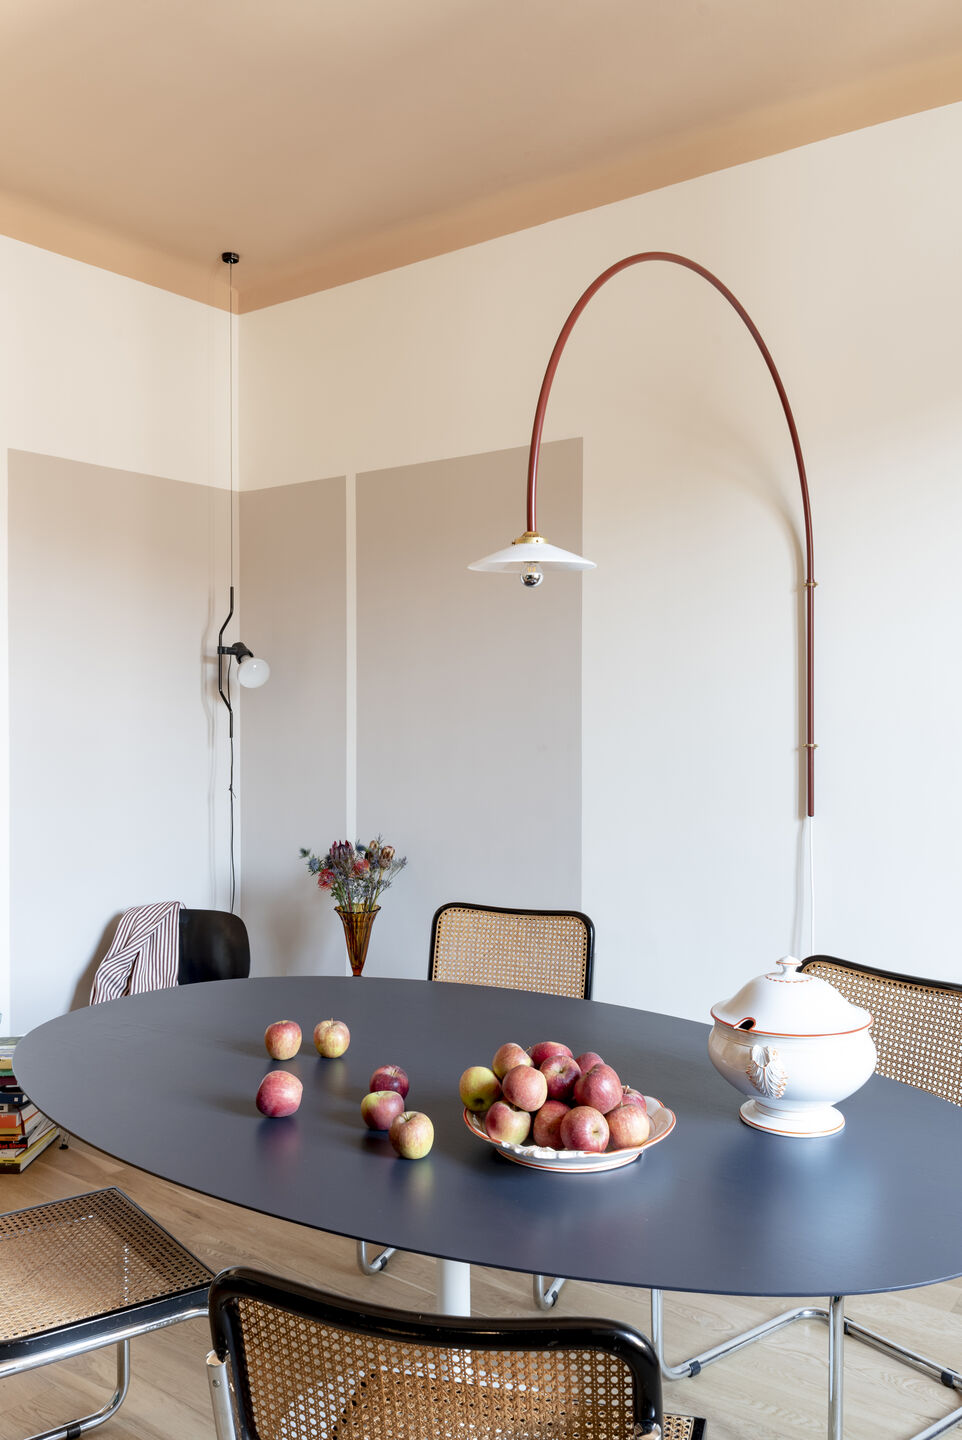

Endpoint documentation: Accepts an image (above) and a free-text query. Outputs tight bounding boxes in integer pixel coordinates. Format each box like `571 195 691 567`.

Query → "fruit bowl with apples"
459 1040 676 1173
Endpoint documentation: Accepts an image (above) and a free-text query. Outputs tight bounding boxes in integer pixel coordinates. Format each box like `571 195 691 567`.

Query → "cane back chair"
799 954 962 1106
358 901 594 1304
427 901 595 998
207 1265 706 1440
0 1187 212 1440
650 955 962 1437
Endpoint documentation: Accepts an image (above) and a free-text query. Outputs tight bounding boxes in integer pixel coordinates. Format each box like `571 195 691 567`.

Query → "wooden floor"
2 1138 960 1440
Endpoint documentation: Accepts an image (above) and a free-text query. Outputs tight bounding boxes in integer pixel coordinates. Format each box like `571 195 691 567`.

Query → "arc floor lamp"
469 250 817 821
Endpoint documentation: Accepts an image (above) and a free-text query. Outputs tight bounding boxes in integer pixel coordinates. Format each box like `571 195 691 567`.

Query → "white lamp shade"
468 535 595 573
236 655 271 689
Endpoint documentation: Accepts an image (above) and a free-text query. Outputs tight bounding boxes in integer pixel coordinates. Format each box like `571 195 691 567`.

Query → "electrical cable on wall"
215 252 271 914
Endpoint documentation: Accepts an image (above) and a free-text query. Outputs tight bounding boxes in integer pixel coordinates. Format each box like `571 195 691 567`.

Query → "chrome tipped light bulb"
520 563 544 588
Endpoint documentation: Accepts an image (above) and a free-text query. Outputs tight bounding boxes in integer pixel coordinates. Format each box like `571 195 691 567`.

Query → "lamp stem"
525 251 816 817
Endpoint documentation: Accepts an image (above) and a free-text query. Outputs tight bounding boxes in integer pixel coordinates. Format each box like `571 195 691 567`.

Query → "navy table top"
14 976 962 1299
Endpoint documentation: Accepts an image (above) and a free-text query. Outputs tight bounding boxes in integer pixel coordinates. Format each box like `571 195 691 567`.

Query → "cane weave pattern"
231 1296 661 1439
803 960 962 1107
432 907 590 999
0 1188 212 1342
663 1419 701 1440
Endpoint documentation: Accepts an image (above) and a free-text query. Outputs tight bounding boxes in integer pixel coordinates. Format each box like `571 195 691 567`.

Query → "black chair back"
178 910 251 985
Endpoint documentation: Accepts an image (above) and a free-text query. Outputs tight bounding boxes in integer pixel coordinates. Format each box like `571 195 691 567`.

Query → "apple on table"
256 1071 303 1118
389 1111 434 1158
361 1090 406 1131
314 1019 350 1057
264 1020 302 1060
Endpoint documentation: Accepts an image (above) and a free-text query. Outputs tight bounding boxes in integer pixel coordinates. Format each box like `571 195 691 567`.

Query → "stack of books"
0 1038 59 1172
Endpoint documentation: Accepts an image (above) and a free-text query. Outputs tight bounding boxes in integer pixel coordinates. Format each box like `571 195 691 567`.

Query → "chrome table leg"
356 1239 397 1274
438 1258 471 1316
533 1273 567 1310
650 1287 826 1381
828 1295 844 1440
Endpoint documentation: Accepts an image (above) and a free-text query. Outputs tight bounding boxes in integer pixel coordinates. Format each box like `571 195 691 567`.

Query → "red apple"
574 1050 604 1074
532 1100 569 1148
389 1110 434 1158
255 1071 303 1118
527 1040 572 1068
483 1101 531 1145
361 1090 405 1131
539 1054 581 1101
621 1086 648 1111
313 1019 350 1057
369 1064 409 1097
573 1062 623 1114
560 1104 609 1153
459 1066 501 1113
264 1020 302 1060
607 1100 651 1149
492 1042 532 1079
502 1064 548 1112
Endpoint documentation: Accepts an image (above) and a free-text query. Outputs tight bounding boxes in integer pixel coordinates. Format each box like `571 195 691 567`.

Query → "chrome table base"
651 1289 962 1440
356 1239 397 1275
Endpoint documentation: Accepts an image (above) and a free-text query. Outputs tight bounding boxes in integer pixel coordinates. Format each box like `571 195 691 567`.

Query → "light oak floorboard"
1 1140 959 1440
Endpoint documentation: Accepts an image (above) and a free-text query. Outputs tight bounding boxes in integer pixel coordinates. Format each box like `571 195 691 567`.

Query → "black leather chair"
178 908 251 985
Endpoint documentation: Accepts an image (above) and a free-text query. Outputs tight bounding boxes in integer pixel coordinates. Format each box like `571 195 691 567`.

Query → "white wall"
0 239 233 1031
241 102 962 1020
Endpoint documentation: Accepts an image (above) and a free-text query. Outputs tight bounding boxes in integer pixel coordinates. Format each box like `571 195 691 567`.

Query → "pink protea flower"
318 869 335 890
353 858 370 876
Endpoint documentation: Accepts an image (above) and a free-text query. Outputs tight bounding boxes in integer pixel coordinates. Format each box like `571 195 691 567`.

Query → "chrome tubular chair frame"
651 955 962 1440
0 1188 212 1440
206 1265 669 1440
360 900 595 1298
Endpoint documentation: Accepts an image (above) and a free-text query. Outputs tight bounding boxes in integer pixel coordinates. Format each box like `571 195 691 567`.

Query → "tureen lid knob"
774 955 802 976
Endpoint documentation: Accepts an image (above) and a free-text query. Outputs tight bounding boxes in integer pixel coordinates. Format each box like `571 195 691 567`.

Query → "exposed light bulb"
237 655 271 689
520 563 544 588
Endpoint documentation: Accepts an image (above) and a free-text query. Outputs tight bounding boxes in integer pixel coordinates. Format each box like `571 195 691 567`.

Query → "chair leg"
25 1339 129 1440
356 1240 397 1275
532 1273 567 1310
207 1351 239 1440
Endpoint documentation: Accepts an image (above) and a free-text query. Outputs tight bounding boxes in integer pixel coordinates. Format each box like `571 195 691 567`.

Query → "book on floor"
0 1125 59 1172
0 1114 50 1149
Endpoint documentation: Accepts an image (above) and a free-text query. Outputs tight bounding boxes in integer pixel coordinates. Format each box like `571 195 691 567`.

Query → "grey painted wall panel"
356 440 582 980
239 478 347 975
8 451 229 1031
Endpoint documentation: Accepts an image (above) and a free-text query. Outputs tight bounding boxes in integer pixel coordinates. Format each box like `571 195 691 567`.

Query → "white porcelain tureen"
708 956 876 1137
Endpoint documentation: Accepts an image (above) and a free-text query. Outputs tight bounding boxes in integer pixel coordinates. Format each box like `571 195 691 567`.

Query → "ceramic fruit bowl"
463 1095 676 1172
708 956 877 1137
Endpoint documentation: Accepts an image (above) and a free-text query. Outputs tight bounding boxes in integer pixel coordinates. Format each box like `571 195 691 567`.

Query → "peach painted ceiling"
2 0 962 311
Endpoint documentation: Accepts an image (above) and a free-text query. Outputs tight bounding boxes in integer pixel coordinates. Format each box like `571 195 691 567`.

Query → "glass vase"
336 906 379 976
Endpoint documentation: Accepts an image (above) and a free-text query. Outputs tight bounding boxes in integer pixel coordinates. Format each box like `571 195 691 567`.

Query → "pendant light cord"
223 253 239 913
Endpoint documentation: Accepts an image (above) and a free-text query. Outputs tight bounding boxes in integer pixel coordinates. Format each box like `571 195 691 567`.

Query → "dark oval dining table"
15 975 962 1312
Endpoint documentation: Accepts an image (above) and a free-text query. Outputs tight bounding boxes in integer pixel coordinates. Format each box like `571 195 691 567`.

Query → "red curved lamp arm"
525 251 816 818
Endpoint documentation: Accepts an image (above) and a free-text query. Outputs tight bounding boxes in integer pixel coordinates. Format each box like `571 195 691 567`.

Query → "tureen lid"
710 956 872 1037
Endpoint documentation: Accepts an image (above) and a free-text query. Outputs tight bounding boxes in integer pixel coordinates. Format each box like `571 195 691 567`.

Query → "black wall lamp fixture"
217 583 270 738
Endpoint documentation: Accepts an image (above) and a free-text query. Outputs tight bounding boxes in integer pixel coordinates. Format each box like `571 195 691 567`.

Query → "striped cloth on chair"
89 902 182 1004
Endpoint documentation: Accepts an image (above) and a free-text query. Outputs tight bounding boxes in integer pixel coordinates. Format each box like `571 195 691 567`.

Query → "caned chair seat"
0 1187 212 1440
206 1265 706 1440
